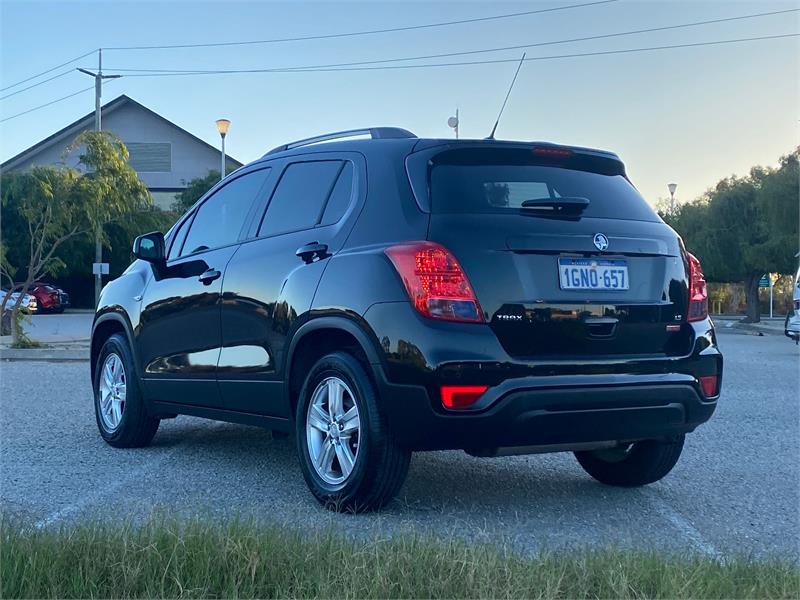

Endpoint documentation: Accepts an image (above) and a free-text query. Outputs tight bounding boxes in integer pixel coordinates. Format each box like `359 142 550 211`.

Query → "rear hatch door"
412 144 691 358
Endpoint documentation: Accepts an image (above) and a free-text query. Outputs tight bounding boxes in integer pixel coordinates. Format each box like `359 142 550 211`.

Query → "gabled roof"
1 94 243 171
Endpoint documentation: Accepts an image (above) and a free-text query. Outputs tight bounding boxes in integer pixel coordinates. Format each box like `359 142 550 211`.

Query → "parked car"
785 262 800 344
0 289 37 314
91 128 723 511
15 282 68 313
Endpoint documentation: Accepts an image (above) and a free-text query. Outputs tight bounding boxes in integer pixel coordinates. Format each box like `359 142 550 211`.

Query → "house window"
127 142 172 172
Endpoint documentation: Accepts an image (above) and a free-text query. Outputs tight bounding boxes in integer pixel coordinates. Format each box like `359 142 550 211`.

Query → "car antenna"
486 52 526 140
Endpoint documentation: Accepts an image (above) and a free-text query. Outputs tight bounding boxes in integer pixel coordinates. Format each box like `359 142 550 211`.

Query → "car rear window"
429 149 658 222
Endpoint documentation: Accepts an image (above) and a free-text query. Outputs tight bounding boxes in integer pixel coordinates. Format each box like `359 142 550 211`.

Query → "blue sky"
1 0 797 205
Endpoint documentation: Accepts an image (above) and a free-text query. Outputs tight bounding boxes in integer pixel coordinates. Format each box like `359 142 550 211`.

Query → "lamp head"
216 118 231 137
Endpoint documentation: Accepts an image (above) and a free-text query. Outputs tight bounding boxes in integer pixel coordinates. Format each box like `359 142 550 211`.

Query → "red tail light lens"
686 252 708 322
699 375 719 398
441 385 488 409
385 242 483 323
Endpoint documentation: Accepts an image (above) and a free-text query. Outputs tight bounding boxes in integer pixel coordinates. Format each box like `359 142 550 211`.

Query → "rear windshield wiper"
519 196 590 216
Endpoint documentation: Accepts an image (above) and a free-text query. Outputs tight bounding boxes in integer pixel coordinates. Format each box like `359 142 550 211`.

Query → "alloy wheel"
305 376 361 486
98 353 126 432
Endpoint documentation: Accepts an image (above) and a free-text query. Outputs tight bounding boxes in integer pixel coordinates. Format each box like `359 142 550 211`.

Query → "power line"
110 33 800 78
3 32 796 124
104 0 619 50
1 85 95 123
104 8 799 75
0 69 76 101
0 49 96 92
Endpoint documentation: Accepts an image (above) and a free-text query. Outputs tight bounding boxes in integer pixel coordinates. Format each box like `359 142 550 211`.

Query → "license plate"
558 258 629 291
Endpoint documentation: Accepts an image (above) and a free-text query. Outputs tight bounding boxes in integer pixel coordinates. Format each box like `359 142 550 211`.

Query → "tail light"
441 385 488 409
385 242 483 323
699 375 719 398
686 252 708 322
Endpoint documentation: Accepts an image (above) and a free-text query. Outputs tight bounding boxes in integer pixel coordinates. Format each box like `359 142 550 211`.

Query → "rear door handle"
296 242 329 264
198 268 221 285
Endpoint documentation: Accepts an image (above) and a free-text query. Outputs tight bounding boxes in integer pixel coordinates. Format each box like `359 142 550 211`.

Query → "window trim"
175 165 273 259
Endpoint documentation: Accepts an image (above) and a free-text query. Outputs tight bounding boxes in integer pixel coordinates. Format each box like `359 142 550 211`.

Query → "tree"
1 132 153 342
172 170 220 213
665 148 799 322
66 131 151 303
0 167 84 344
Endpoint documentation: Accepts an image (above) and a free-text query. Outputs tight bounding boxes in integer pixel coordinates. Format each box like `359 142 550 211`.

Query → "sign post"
758 273 774 318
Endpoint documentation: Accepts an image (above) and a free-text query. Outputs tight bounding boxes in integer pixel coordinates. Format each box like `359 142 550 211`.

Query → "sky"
1 0 798 206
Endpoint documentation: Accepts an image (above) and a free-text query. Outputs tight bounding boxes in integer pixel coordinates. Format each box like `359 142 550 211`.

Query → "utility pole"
78 49 121 306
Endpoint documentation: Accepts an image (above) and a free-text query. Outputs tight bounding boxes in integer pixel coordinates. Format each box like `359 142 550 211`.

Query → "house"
0 94 242 210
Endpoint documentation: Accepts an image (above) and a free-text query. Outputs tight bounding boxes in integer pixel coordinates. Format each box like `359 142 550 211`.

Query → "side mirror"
132 231 166 264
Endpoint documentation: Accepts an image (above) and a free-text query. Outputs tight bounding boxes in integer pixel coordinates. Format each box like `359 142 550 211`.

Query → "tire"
574 436 685 487
93 333 159 448
295 351 411 512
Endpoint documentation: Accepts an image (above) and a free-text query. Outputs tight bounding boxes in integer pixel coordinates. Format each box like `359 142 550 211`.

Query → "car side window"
319 162 354 226
258 161 343 238
180 168 270 256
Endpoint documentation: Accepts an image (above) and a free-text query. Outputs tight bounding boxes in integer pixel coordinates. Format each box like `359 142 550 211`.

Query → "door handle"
198 268 221 285
296 242 329 264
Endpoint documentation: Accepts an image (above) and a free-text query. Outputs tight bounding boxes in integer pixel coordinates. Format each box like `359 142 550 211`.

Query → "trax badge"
593 233 609 251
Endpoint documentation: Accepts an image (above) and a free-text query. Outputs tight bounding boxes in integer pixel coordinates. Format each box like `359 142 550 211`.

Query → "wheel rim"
305 376 361 487
98 353 126 432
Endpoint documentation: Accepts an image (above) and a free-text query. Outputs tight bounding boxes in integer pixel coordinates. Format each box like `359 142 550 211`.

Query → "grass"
2 518 798 599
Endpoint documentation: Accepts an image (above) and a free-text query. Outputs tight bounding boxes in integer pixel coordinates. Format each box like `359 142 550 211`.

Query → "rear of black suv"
356 140 721 489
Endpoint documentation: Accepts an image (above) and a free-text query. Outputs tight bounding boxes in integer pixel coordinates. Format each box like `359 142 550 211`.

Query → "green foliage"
666 149 799 281
172 170 220 213
66 131 152 240
3 518 798 599
663 148 799 321
0 166 84 281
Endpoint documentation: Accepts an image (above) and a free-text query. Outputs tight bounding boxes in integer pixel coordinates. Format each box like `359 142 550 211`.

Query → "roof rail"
265 127 416 156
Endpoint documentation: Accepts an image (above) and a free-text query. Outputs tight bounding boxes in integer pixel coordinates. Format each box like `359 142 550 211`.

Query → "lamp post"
667 182 677 214
216 119 231 180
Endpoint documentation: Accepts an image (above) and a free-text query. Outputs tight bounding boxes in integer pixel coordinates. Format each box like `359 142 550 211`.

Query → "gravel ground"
1 330 798 560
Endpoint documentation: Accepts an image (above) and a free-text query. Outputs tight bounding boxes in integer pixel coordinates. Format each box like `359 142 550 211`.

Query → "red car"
14 282 68 313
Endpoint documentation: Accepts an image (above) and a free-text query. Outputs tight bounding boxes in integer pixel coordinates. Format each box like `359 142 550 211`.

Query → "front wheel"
574 436 685 487
93 333 159 448
295 351 410 512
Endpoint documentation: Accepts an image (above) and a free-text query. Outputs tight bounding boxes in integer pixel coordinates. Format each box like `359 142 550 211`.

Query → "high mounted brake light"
531 146 573 157
686 252 708 322
385 242 483 323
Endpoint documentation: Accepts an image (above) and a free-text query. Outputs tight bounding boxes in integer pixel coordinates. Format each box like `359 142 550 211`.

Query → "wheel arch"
285 315 384 421
91 311 141 379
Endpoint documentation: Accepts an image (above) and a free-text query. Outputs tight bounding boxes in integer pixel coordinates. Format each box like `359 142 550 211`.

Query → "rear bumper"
374 373 715 451
363 302 722 452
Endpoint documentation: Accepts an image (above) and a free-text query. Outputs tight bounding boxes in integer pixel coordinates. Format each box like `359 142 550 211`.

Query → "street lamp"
667 182 677 213
216 118 231 180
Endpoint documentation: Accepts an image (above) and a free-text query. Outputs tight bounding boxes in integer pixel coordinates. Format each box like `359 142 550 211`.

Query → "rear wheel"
295 351 410 512
574 436 684 487
93 333 159 448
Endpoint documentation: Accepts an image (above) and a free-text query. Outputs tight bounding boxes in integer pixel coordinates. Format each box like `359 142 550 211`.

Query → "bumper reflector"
441 385 488 409
699 375 719 398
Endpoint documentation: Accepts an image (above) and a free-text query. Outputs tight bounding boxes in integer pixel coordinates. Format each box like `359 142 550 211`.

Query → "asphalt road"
2 330 797 560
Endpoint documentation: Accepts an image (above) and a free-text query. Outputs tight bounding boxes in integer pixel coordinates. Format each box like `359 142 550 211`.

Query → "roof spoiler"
265 127 416 156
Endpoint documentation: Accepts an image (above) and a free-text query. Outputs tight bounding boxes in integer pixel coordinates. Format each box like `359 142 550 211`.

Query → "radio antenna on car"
486 52 526 140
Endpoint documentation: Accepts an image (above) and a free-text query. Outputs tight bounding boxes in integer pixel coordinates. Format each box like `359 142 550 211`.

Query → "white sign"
92 262 110 275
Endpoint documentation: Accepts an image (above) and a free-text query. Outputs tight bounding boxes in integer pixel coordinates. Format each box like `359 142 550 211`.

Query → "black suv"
92 128 722 511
